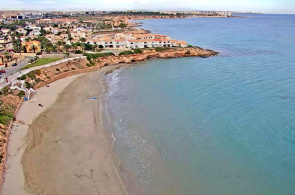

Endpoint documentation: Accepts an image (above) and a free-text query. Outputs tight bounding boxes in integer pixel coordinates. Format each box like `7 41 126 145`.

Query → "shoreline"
2 66 127 194
0 47 218 193
2 74 83 195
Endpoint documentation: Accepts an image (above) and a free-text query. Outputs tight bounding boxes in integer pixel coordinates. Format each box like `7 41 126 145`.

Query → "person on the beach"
38 104 44 107
6 78 8 83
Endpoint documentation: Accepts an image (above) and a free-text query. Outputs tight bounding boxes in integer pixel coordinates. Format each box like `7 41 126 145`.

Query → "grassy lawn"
21 58 62 70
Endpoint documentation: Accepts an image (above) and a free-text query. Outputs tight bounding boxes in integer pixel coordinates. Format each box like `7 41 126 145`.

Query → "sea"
103 14 295 195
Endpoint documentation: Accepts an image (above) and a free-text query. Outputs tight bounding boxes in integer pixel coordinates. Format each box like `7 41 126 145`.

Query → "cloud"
37 1 55 3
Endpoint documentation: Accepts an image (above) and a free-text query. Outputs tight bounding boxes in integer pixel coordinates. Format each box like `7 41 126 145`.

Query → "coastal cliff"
0 46 218 190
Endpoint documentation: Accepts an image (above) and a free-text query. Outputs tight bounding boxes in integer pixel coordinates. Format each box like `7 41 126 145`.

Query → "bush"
34 78 41 83
84 43 93 51
0 87 10 96
64 52 70 57
20 75 27 80
0 109 14 125
119 50 133 56
83 52 115 60
155 47 171 52
36 51 42 55
74 50 83 54
35 69 41 75
187 44 193 48
27 71 36 80
0 110 14 118
0 115 11 125
133 48 143 54
17 91 25 97
25 81 31 89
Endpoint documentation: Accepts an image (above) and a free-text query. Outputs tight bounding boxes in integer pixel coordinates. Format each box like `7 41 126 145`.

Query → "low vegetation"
0 109 14 125
21 58 62 70
119 48 143 56
84 52 115 67
155 47 171 52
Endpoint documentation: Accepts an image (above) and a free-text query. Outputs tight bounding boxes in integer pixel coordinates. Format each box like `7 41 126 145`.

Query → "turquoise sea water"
104 14 295 194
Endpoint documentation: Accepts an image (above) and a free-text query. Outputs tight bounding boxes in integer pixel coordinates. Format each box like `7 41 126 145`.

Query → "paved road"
0 57 31 81
0 56 86 90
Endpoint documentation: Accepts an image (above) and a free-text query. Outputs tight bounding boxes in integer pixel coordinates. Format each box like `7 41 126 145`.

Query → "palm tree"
22 45 27 53
56 41 63 53
31 45 36 53
68 36 73 43
45 46 53 54
63 44 71 52
72 43 78 52
80 43 85 53
52 45 57 53
93 44 98 52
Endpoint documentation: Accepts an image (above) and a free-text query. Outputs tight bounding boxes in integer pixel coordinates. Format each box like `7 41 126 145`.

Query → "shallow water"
104 14 295 194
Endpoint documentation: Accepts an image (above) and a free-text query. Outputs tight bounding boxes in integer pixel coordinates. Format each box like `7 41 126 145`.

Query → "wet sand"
2 66 126 195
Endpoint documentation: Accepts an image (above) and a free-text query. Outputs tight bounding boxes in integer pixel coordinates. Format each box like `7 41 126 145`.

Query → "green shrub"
34 78 41 83
119 50 133 55
0 87 10 96
83 52 115 60
155 47 171 52
0 115 12 125
20 75 27 80
36 51 42 55
17 91 25 97
74 50 83 54
133 48 143 54
27 71 36 80
0 153 4 162
25 81 31 89
0 109 14 118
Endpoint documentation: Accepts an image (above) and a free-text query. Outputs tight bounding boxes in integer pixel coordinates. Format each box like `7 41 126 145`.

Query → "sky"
1 0 295 14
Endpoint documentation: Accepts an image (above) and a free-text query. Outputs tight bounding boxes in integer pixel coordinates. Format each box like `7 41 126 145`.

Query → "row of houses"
43 32 187 49
84 33 187 49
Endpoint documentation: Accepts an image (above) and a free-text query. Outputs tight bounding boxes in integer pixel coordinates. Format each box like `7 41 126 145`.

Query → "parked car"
12 63 17 66
0 69 6 73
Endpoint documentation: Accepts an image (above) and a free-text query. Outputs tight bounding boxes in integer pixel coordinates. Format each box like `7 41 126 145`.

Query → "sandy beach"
2 66 126 195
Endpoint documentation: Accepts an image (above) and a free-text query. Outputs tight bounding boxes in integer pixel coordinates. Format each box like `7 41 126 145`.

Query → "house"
0 37 13 50
45 34 55 43
35 18 78 26
86 39 105 48
1 29 11 36
25 26 41 36
44 27 61 35
70 29 92 39
16 28 27 35
22 40 41 53
0 50 14 66
127 39 172 49
171 40 187 47
113 38 127 49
